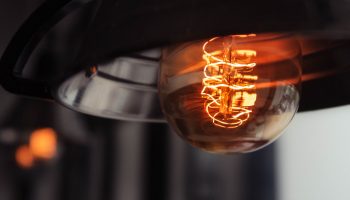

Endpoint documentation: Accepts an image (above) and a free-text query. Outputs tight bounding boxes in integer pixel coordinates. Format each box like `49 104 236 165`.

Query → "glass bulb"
159 33 301 154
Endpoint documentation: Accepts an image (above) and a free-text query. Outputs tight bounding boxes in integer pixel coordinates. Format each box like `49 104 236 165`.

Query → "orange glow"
29 128 57 160
15 145 34 168
235 34 257 38
201 35 258 128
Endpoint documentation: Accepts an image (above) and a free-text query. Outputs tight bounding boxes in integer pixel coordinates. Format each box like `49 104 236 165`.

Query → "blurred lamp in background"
29 128 57 160
15 145 34 169
15 128 58 169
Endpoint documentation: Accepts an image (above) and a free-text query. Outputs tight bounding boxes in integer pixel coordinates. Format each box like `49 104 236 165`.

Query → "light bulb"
159 33 301 154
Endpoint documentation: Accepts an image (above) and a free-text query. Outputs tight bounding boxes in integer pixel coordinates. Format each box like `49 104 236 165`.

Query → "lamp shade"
1 0 350 122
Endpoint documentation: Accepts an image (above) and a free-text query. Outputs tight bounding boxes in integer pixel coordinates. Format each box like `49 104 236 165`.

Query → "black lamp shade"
1 0 350 120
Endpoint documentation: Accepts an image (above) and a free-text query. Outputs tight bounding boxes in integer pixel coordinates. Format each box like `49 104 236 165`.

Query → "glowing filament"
201 35 258 128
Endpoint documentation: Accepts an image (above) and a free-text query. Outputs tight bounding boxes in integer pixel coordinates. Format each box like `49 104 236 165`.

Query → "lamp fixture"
2 0 350 153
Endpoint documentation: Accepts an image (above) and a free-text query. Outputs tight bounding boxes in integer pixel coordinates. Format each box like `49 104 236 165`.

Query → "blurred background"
1 1 350 200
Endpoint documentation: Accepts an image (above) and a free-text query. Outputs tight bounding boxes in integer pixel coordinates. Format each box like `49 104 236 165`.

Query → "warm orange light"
15 145 34 168
159 33 301 153
201 35 258 128
29 128 57 160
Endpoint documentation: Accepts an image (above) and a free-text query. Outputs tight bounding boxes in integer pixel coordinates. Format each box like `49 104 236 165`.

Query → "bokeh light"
29 128 57 160
15 145 34 169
